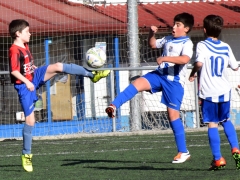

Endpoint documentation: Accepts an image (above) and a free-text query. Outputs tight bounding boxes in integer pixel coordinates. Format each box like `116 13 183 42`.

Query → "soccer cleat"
105 104 116 118
172 151 191 163
232 148 240 170
208 157 226 171
91 70 110 83
22 154 33 172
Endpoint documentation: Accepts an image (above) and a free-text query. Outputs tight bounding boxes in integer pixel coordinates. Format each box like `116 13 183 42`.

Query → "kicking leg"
44 63 109 83
105 77 150 118
44 63 94 81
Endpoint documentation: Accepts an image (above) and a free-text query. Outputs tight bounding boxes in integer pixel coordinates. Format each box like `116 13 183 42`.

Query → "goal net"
0 0 240 138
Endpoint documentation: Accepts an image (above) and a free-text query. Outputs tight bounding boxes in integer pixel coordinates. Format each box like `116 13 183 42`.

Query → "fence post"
128 0 141 131
194 78 200 128
44 39 52 124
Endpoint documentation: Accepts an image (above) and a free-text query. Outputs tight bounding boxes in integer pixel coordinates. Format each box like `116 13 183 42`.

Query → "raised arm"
148 26 158 48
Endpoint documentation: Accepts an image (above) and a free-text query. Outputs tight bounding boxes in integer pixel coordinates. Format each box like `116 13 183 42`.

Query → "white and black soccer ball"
85 47 106 68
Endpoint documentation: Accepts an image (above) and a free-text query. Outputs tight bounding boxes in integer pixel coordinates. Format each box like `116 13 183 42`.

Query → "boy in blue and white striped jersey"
189 15 240 171
106 12 194 164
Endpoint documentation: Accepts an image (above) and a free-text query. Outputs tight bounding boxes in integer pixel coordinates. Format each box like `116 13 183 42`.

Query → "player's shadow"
0 165 23 172
61 159 229 172
61 159 145 166
87 166 206 171
61 159 175 166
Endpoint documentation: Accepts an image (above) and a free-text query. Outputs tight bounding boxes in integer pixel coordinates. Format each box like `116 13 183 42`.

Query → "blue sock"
22 124 34 155
170 118 187 153
222 120 239 149
112 84 138 108
63 63 93 78
208 127 221 160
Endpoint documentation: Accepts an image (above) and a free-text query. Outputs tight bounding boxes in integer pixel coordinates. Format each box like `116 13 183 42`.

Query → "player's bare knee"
54 62 63 72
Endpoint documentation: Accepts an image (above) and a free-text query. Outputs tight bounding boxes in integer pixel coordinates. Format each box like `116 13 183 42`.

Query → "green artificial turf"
1 130 240 180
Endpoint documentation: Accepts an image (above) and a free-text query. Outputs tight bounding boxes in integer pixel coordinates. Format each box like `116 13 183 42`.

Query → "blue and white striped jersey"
155 35 193 86
196 38 238 102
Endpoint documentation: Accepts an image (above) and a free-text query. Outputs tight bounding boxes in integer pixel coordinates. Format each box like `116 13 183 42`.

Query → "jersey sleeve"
9 48 20 72
195 42 206 63
155 36 166 48
181 40 193 58
227 45 238 69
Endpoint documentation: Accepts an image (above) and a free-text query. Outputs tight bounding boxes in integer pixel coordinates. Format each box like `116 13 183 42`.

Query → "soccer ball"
85 47 106 68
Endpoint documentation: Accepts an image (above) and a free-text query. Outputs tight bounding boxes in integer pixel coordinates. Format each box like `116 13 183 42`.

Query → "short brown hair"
203 15 223 38
174 12 194 33
9 19 29 39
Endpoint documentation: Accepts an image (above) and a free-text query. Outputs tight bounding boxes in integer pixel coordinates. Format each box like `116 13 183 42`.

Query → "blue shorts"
142 70 184 111
14 65 48 117
201 99 230 124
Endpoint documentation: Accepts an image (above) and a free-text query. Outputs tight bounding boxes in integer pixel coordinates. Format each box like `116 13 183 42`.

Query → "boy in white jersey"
106 12 194 163
189 15 240 170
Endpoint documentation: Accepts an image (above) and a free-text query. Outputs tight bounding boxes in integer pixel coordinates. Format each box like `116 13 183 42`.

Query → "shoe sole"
105 108 115 118
209 165 226 171
23 167 33 172
21 155 33 172
172 155 191 164
91 70 110 83
233 153 240 170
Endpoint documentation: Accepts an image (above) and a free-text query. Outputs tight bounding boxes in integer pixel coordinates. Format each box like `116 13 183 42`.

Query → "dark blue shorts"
201 99 230 123
142 70 184 111
14 65 48 117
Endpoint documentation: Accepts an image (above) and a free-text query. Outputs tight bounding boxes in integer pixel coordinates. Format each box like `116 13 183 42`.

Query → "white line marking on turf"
0 142 231 158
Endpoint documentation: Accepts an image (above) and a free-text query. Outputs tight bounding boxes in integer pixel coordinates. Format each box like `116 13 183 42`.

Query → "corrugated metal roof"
95 1 240 29
0 0 239 35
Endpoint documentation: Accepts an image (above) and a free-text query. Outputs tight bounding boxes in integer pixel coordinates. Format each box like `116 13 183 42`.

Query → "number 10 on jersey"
210 56 224 77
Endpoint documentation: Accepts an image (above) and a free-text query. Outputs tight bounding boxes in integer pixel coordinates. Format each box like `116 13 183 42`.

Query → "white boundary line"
0 142 232 158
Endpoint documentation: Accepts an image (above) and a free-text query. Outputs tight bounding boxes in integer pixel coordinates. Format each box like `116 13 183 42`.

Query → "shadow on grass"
61 159 221 172
86 166 206 171
0 165 22 168
61 159 146 166
61 159 188 166
0 165 23 172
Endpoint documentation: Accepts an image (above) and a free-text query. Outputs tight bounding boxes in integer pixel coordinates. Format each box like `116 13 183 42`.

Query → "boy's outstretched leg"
105 77 150 118
62 63 110 83
105 84 138 118
44 63 110 83
63 63 110 83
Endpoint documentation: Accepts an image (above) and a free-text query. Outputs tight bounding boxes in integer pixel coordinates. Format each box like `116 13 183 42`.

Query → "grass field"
1 129 240 180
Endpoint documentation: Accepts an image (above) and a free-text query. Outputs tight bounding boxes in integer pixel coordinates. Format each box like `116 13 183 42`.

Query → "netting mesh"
0 0 240 137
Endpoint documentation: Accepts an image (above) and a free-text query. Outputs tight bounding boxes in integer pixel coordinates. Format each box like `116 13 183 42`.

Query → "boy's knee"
208 122 218 128
54 62 63 71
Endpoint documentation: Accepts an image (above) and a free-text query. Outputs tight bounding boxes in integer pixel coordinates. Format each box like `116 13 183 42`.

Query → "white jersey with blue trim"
196 38 238 102
155 35 193 86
